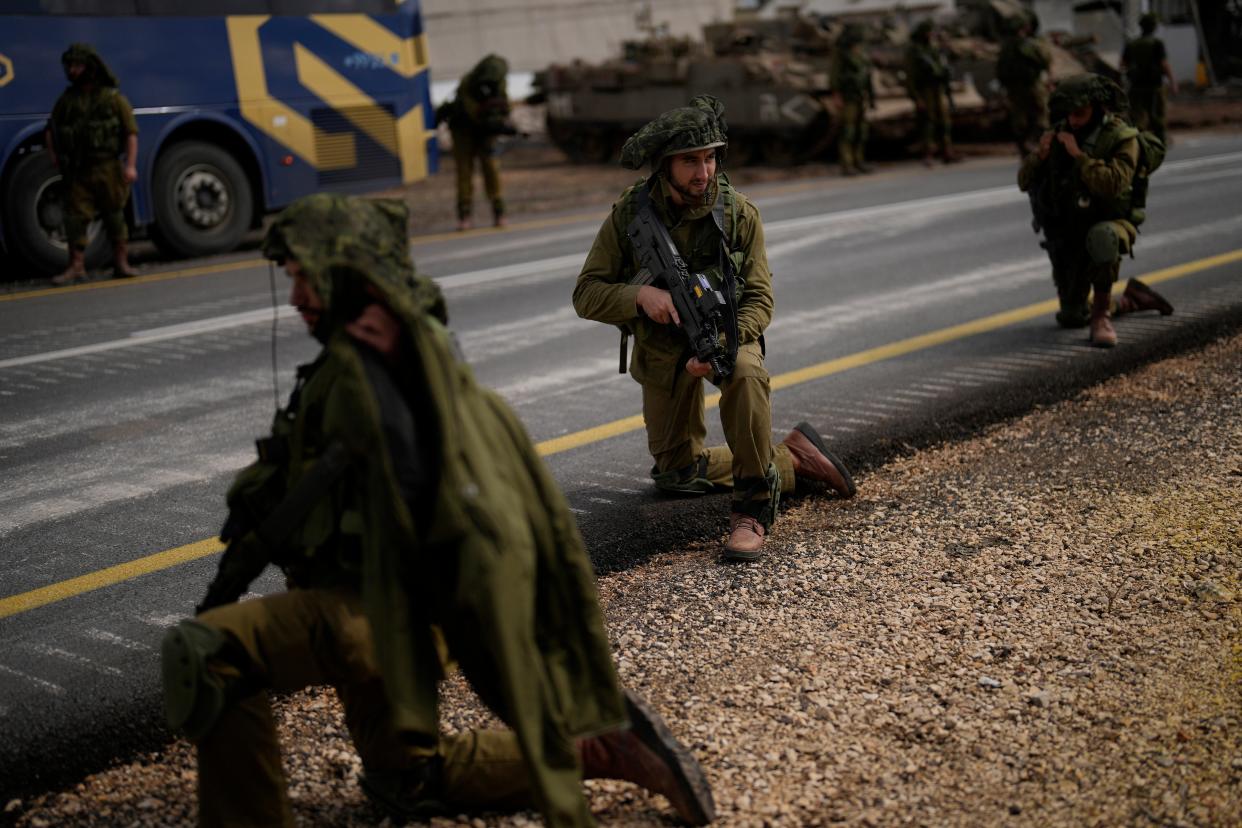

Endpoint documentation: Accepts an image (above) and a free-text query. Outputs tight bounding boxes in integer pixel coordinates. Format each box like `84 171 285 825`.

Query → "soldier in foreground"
1018 74 1173 348
572 95 856 562
995 13 1051 157
830 24 877 176
904 20 959 165
439 54 515 230
45 43 139 284
160 194 714 827
1121 12 1179 143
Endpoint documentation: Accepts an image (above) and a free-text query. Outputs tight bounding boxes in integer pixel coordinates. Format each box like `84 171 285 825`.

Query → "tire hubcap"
175 167 231 230
34 175 101 251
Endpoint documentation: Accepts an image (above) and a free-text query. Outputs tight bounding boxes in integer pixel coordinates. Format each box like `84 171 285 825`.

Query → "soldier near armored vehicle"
1121 12 1178 143
572 95 856 562
904 20 960 165
438 54 515 230
1018 74 1173 348
160 193 716 827
830 24 877 176
996 13 1052 156
44 43 138 285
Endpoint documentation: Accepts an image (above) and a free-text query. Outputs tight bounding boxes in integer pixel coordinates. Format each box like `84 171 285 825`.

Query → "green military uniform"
161 194 639 827
996 18 1051 156
904 21 954 162
830 26 876 175
573 95 788 542
47 44 138 281
1018 74 1172 347
441 54 512 227
1122 15 1171 142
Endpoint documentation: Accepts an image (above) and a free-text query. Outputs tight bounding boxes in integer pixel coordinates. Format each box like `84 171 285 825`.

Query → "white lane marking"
456 305 587 361
1162 167 1242 187
1157 150 1242 173
29 644 124 676
84 629 152 651
141 614 184 628
0 663 66 696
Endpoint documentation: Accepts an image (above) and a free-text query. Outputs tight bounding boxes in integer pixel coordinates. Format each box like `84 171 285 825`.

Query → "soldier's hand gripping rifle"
626 204 738 379
196 441 352 614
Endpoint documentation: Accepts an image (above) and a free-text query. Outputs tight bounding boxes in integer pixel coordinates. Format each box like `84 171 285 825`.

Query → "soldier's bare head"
664 148 717 206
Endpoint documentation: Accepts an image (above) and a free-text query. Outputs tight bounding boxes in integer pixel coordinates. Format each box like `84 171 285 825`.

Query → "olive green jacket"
572 175 773 389
240 317 625 826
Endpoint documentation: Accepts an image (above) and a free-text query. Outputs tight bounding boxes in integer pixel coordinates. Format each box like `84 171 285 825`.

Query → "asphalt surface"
2 131 1241 802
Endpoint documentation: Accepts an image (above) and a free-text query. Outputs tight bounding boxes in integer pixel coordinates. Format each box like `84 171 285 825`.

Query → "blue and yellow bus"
0 0 436 274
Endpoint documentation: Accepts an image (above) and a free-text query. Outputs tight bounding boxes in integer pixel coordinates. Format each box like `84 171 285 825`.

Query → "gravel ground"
7 331 1241 828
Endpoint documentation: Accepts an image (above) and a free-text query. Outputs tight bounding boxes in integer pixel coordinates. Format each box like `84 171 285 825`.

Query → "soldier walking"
1121 12 1179 143
831 24 877 176
439 54 515 230
572 96 856 562
161 194 715 827
1018 75 1173 348
996 13 1051 157
904 20 959 165
45 43 138 284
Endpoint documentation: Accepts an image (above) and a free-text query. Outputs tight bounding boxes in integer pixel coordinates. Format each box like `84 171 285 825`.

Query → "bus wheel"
151 141 252 259
3 151 109 275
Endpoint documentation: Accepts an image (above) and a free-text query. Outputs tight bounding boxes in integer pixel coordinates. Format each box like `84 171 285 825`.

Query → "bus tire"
151 141 252 259
3 150 110 275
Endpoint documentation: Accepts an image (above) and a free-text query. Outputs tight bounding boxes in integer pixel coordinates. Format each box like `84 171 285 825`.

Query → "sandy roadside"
7 321 1239 825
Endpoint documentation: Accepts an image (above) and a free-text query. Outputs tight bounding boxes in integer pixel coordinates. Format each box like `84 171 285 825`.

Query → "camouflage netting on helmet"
466 54 509 90
61 43 120 88
1049 73 1128 122
262 194 447 328
619 94 728 171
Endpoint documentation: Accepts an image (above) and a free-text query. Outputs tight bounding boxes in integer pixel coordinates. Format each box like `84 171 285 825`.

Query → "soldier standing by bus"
831 24 877 176
45 43 138 285
439 54 515 231
1121 13 1179 143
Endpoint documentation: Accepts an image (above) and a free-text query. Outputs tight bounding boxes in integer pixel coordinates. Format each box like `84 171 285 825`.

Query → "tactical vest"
54 87 125 164
832 51 872 99
1124 37 1164 87
1032 116 1143 233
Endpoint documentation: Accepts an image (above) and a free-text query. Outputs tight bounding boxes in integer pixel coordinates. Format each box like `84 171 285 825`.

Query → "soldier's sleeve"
572 207 642 325
115 92 138 135
733 200 774 344
1077 135 1138 198
1017 151 1044 192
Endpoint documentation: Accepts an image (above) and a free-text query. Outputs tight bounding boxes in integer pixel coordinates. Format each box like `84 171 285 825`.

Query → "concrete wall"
422 0 734 81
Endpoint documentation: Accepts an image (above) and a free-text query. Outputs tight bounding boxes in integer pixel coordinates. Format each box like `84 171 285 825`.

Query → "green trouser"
641 340 783 512
912 89 952 155
194 588 531 828
837 98 869 170
1129 86 1167 142
451 128 504 220
1006 85 1049 153
63 157 129 249
1047 220 1131 327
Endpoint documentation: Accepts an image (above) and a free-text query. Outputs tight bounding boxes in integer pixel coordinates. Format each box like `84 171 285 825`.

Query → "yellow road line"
2 247 1240 619
0 539 223 620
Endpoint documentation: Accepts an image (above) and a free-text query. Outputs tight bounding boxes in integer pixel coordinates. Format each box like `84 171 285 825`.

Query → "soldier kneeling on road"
160 194 714 828
1019 74 1173 348
572 95 856 562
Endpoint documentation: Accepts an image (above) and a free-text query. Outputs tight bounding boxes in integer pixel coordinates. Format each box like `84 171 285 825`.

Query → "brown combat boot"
112 241 138 278
1115 278 1173 316
782 422 856 498
1089 287 1117 348
723 513 765 561
579 690 716 825
51 249 86 286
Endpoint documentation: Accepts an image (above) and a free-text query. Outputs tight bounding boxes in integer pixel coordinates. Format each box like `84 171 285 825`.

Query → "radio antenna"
268 261 281 410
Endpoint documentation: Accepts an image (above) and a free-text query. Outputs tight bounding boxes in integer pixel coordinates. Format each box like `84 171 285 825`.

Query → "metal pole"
1190 0 1218 87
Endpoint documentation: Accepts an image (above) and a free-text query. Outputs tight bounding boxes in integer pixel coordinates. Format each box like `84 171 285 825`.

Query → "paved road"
2 132 1242 798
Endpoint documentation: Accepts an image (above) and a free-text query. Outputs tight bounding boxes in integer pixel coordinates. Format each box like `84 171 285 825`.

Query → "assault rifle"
196 440 351 614
626 202 737 379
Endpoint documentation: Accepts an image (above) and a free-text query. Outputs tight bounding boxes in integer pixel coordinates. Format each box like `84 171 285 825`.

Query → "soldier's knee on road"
1085 222 1122 265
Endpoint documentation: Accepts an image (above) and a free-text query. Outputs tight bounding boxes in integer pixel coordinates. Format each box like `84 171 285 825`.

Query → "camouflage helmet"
262 194 446 335
837 23 866 46
1049 73 1128 122
61 43 120 87
620 94 727 171
465 53 509 100
1139 12 1158 34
